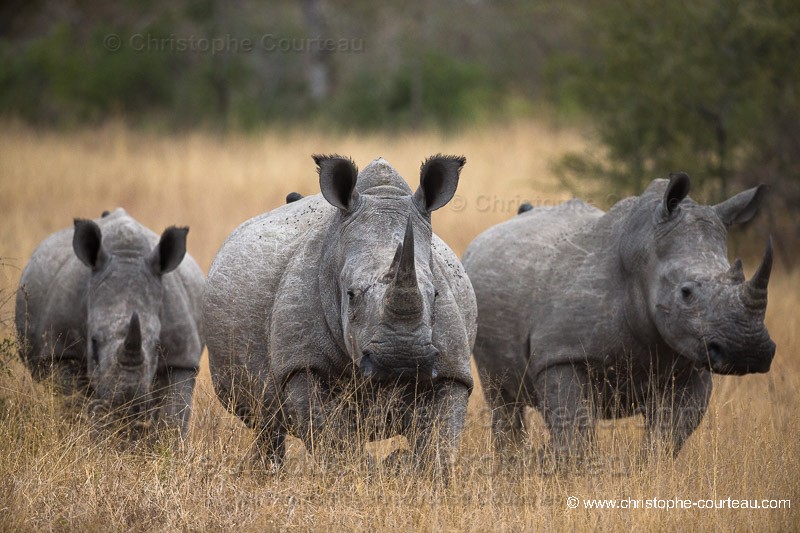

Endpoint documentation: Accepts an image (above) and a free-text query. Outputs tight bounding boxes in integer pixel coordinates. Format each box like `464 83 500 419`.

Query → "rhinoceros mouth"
359 348 438 383
703 340 776 375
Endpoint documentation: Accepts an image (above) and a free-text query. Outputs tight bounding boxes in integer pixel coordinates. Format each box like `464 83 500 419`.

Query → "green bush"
327 51 497 130
549 0 800 204
0 24 176 124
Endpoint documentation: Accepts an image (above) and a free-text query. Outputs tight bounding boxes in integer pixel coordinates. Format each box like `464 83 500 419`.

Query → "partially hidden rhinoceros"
463 173 776 461
15 208 204 438
204 155 476 474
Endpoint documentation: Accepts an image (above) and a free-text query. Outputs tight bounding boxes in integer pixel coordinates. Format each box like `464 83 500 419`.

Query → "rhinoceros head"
315 154 465 382
72 219 188 412
622 173 776 375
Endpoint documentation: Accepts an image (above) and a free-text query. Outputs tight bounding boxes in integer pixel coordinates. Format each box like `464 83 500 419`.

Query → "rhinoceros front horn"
119 312 143 366
745 236 773 307
727 257 745 283
384 217 423 320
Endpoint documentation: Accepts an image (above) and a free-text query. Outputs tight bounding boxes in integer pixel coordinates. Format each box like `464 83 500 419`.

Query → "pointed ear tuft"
73 219 108 270
664 172 691 216
414 154 466 213
149 226 188 275
314 154 359 212
714 184 766 226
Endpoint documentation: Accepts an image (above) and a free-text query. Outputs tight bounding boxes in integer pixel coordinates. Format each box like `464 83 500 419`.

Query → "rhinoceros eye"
680 285 695 303
346 288 362 312
347 287 369 304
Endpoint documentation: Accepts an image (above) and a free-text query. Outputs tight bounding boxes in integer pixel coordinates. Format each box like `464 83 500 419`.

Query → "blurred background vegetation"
1 0 798 256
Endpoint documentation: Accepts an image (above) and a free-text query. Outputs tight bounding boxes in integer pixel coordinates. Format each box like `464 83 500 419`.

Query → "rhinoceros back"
463 199 604 393
204 195 335 411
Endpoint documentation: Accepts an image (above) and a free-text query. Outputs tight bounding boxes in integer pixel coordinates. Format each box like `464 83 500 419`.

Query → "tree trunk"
300 0 331 102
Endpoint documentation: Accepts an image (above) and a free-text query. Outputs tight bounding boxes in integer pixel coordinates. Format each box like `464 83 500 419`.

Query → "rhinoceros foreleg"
152 366 197 440
535 363 595 463
406 380 469 479
486 386 526 454
642 370 712 458
283 372 325 454
252 421 287 470
282 371 358 462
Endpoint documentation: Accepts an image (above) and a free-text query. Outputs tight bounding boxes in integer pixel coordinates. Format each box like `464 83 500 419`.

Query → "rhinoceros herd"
15 155 776 474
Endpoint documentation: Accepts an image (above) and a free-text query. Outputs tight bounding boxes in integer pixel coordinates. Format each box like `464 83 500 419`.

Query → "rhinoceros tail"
286 192 303 203
518 202 533 215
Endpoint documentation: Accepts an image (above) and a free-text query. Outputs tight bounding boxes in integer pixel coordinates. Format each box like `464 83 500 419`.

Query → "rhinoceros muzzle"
706 338 776 375
706 238 775 375
359 344 439 382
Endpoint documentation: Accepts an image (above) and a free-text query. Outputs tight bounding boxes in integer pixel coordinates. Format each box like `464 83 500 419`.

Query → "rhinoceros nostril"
707 342 724 364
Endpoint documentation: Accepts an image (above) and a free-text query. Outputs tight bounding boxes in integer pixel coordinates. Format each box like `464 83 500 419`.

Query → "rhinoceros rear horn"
385 217 423 319
149 226 188 275
727 258 745 283
119 312 143 366
745 236 773 306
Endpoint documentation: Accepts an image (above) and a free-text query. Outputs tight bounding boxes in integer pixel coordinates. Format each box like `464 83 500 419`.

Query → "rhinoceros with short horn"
204 155 476 474
463 173 776 460
15 208 204 437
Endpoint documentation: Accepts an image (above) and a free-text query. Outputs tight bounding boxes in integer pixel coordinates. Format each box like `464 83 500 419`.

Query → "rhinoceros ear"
73 219 109 270
663 172 691 217
149 226 188 275
714 184 766 226
414 154 466 213
315 154 359 212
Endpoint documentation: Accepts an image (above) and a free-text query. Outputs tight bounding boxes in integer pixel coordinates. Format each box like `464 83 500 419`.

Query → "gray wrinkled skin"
15 208 204 438
463 174 776 460
205 156 476 474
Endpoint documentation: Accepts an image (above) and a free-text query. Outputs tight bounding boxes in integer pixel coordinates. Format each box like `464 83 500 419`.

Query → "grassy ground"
0 121 797 531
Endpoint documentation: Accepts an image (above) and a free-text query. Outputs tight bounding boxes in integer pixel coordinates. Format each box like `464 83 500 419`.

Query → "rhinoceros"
463 173 776 460
204 155 476 473
15 208 204 438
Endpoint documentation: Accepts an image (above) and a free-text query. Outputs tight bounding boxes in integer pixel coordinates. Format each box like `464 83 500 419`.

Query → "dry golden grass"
0 120 797 531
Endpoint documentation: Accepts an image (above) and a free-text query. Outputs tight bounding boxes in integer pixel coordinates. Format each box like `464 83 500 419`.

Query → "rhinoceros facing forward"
204 155 476 474
463 173 775 461
15 208 204 438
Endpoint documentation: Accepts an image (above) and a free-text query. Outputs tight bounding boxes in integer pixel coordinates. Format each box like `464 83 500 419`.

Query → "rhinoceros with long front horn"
204 155 476 475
